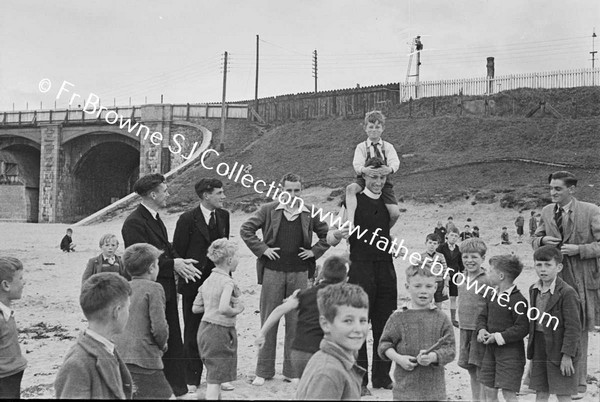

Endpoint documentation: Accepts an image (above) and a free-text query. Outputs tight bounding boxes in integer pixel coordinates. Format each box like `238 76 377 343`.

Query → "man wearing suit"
173 178 230 392
121 173 201 397
240 173 330 385
532 170 600 398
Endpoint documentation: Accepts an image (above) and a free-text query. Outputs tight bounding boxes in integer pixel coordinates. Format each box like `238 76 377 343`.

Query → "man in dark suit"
121 173 201 397
173 178 230 392
240 173 330 385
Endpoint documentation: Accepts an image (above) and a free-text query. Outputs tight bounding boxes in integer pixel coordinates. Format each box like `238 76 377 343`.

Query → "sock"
451 309 457 322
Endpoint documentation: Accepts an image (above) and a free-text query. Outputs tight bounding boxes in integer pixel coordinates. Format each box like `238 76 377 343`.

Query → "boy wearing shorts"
420 233 448 309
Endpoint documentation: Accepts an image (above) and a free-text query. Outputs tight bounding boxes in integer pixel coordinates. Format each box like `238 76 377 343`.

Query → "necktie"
371 143 383 160
156 213 168 239
209 211 216 229
554 205 564 239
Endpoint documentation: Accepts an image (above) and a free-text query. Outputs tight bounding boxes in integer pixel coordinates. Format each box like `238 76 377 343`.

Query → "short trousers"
126 365 173 400
529 332 578 396
458 329 485 370
197 321 237 384
517 226 524 235
355 175 398 205
434 280 449 303
290 349 315 378
478 343 525 392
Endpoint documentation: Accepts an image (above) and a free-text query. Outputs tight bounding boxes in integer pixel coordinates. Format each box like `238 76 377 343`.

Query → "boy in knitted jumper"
0 257 27 399
378 262 455 401
476 254 529 402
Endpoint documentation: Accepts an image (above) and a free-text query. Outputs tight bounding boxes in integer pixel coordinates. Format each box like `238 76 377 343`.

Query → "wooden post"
219 51 228 151
254 35 259 119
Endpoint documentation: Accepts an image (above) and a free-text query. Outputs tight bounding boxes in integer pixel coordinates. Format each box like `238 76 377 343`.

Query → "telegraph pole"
254 35 259 117
591 29 597 69
219 51 228 151
312 50 318 93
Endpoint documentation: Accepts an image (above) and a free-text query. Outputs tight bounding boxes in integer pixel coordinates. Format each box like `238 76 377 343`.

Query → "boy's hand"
416 351 437 366
560 354 574 376
361 166 378 177
477 329 490 343
395 354 418 371
255 333 266 349
379 166 392 175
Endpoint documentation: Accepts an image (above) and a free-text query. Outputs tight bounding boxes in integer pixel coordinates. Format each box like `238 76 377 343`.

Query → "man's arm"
172 213 192 259
310 213 331 259
531 213 548 250
239 205 270 257
578 205 600 259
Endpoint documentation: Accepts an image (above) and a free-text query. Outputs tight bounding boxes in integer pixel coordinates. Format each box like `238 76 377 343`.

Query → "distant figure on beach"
529 211 538 237
60 228 76 252
515 211 525 243
501 227 511 245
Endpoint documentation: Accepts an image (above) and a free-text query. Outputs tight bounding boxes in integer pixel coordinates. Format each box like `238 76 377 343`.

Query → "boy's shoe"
572 392 585 400
186 385 197 394
251 376 265 386
220 382 234 391
361 386 372 396
283 376 299 384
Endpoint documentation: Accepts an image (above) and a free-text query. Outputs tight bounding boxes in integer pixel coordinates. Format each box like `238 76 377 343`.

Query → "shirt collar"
85 328 115 355
557 200 573 214
275 202 309 215
199 203 214 224
211 267 230 277
141 203 158 219
319 338 360 372
0 301 13 321
533 276 557 294
361 187 381 199
500 284 517 295
366 138 383 147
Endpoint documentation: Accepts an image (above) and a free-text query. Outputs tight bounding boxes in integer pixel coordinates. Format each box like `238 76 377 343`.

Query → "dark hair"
406 263 436 281
502 226 507 229
123 243 163 276
0 257 23 283
80 273 132 321
364 157 387 169
448 217 453 220
66 228 73 233
489 254 524 281
279 173 302 186
195 178 223 199
533 245 563 264
548 171 577 187
425 233 440 243
464 225 470 228
531 211 536 216
133 173 165 196
317 283 368 323
473 226 479 230
321 255 348 283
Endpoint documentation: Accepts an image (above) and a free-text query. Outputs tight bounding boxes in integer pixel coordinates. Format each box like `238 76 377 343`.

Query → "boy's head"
502 226 508 232
436 220 443 227
533 245 563 284
123 243 162 280
425 233 440 253
447 217 453 222
66 228 73 236
363 110 385 142
488 254 524 286
463 225 471 231
0 257 26 301
362 157 388 195
548 171 577 206
80 273 131 333
195 178 225 210
317 283 369 353
472 226 479 232
446 226 460 244
207 239 239 272
99 234 119 258
531 211 536 216
321 255 349 284
460 238 487 273
405 263 436 308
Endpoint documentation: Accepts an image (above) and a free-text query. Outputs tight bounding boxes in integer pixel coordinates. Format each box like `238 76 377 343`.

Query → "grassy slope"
166 87 600 212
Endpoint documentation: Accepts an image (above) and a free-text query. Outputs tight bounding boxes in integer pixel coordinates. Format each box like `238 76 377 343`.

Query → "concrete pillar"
38 124 62 223
139 105 172 176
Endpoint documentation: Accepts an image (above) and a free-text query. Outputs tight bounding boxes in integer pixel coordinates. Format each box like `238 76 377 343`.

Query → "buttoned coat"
532 197 600 329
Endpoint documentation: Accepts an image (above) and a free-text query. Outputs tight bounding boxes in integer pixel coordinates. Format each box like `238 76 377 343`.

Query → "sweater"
113 279 168 370
378 307 456 401
349 193 392 262
0 307 27 378
193 268 238 327
263 216 311 272
457 269 491 330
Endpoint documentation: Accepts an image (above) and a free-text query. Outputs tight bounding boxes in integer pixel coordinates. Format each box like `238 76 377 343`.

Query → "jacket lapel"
271 208 282 241
563 198 577 242
544 277 564 313
78 333 125 399
139 205 169 245
194 207 211 243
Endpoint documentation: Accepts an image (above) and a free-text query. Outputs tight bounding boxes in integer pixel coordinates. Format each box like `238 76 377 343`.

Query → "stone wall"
0 185 29 221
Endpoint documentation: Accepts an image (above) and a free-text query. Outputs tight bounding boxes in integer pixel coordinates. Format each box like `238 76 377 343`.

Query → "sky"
0 0 598 111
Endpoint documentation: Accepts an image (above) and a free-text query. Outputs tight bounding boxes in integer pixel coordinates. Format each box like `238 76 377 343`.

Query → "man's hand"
263 247 281 260
542 236 562 246
298 247 314 260
394 354 418 371
560 354 574 376
484 333 497 345
477 329 490 343
334 226 350 240
416 351 437 366
560 244 580 256
173 258 201 283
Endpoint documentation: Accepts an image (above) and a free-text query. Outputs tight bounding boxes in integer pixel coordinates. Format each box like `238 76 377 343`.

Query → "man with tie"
240 173 330 386
532 170 600 399
173 178 230 392
121 173 201 397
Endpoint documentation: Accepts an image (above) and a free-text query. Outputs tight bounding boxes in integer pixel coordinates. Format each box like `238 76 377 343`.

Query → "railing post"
49 110 53 124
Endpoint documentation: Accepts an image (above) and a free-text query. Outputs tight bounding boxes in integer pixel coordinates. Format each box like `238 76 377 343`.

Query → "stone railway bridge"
0 103 247 223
